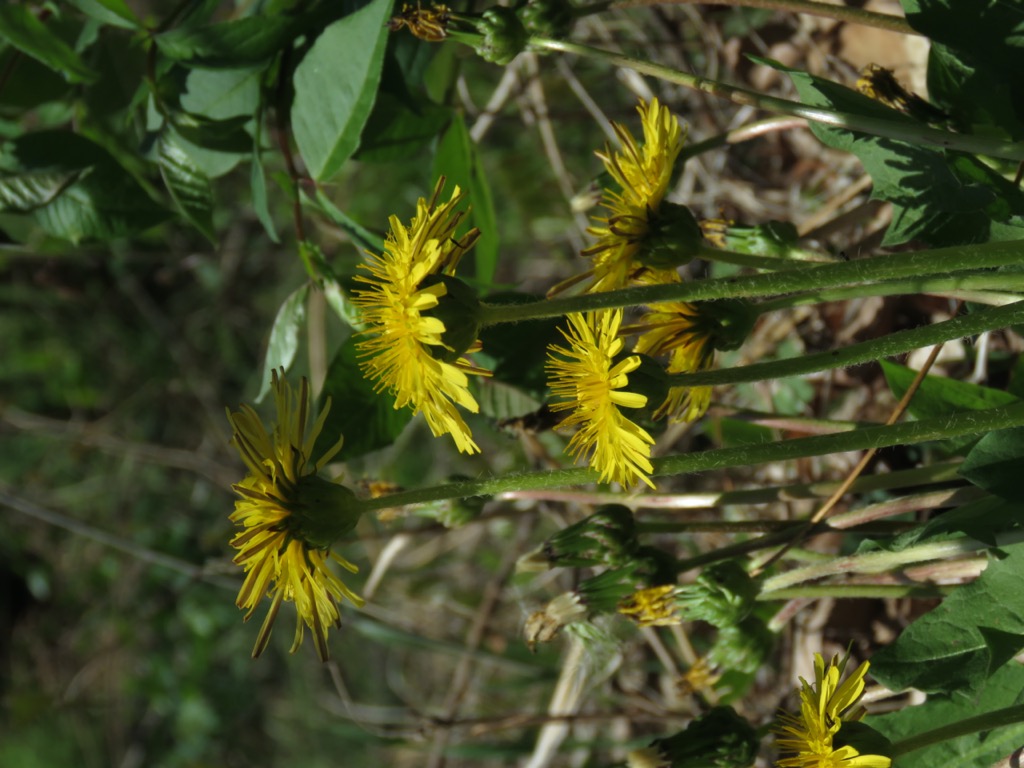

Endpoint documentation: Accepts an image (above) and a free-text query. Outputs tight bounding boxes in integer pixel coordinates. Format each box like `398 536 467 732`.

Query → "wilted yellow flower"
546 309 655 488
583 97 685 293
631 300 715 422
618 584 680 627
775 653 891 768
227 370 364 661
353 178 488 454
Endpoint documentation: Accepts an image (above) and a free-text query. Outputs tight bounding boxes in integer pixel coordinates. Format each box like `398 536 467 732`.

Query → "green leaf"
290 0 392 181
960 427 1024 501
903 0 1024 140
179 66 262 121
761 57 1024 247
870 541 1024 696
882 361 1019 417
476 292 562 396
0 5 98 83
316 336 413 460
871 662 1024 768
0 169 86 212
258 285 308 402
5 130 168 243
250 148 280 244
890 495 1024 550
432 112 499 286
475 378 542 421
66 0 140 29
154 15 298 68
157 131 215 242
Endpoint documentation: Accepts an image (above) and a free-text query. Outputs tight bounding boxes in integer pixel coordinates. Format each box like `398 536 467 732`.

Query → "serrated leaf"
66 0 140 29
315 336 412 460
0 169 85 212
871 662 1024 768
290 0 392 181
433 112 499 286
0 5 98 83
960 427 1024 500
760 57 1024 247
157 132 215 242
258 285 308 402
870 541 1024 695
154 15 298 67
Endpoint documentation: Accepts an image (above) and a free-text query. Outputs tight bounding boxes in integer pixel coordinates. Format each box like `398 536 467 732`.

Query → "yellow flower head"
618 584 681 627
775 653 891 768
546 309 655 488
583 98 685 293
353 178 487 454
227 370 365 661
630 300 716 423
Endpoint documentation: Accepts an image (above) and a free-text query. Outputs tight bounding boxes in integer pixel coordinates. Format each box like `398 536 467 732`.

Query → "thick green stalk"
528 37 1024 162
616 0 917 36
666 298 1024 387
757 584 950 600
359 401 1024 511
889 704 1024 757
476 241 1024 325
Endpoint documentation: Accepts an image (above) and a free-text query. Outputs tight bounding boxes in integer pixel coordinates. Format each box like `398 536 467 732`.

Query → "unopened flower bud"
517 0 575 37
518 505 638 571
475 7 528 65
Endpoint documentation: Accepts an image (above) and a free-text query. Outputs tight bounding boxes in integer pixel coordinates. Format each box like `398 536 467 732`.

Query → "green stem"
889 704 1024 758
635 520 913 535
757 584 951 600
476 241 1024 325
666 299 1024 387
528 37 1024 162
615 0 917 36
761 528 1024 593
757 273 1024 311
360 400 1024 511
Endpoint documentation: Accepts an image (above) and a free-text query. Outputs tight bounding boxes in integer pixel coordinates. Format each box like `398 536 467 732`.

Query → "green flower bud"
517 0 574 38
417 273 482 363
702 299 757 353
475 6 528 65
638 202 704 270
676 562 759 627
645 706 759 768
519 505 638 570
291 475 364 548
577 565 643 613
708 617 774 676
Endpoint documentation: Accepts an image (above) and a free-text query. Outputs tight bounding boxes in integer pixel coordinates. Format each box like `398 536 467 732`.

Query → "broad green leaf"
889 495 1024 550
66 0 140 29
871 662 1024 768
882 361 1019 418
291 0 392 181
903 0 1024 140
154 15 298 67
432 113 499 286
157 131 215 242
0 169 85 212
322 278 363 328
870 541 1024 695
0 49 70 109
475 378 542 421
0 5 98 83
250 148 280 244
5 130 167 243
258 285 308 402
960 427 1024 501
179 67 261 121
357 90 451 162
315 336 412 460
760 57 1024 247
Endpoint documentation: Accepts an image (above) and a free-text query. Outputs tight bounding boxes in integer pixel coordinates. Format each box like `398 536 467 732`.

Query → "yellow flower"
630 300 715 422
618 585 680 627
583 97 685 293
546 309 655 488
353 178 487 454
227 370 364 661
775 653 891 768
